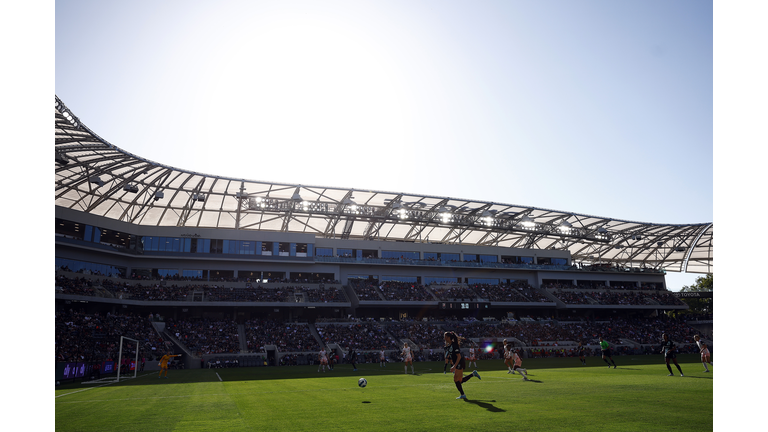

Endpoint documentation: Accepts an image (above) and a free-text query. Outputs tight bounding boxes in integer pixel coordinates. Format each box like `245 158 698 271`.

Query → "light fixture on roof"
291 191 303 201
481 210 495 226
154 190 164 201
558 220 573 233
520 216 535 228
192 193 205 202
55 152 69 165
123 184 139 193
89 176 104 188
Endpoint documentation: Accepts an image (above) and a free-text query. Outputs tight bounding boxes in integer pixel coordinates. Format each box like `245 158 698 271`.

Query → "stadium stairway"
306 323 325 348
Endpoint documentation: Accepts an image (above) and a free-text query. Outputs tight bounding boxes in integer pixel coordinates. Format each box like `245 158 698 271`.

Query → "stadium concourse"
54 96 713 383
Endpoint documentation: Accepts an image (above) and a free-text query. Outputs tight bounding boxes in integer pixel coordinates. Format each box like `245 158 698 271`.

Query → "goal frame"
116 336 140 382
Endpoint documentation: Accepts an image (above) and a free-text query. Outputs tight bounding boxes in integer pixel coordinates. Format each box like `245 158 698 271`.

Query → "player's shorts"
320 358 328 365
664 352 677 360
454 358 466 371
601 349 612 357
405 355 412 362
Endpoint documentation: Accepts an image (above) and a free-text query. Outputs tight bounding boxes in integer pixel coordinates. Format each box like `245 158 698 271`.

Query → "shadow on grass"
463 399 506 412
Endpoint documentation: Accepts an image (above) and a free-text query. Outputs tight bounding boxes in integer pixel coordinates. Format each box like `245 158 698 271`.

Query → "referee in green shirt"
599 336 617 368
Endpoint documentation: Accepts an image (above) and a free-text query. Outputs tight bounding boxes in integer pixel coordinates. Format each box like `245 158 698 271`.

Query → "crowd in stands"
316 323 400 351
379 281 435 301
244 319 317 352
387 321 445 348
552 289 685 306
165 318 240 356
348 278 382 301
56 309 163 363
57 309 710 366
430 284 479 301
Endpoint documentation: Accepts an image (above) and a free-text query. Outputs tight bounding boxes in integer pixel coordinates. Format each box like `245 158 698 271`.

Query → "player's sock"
455 381 464 395
666 364 673 374
461 374 473 383
405 366 408 374
411 366 414 374
703 362 709 372
676 364 683 374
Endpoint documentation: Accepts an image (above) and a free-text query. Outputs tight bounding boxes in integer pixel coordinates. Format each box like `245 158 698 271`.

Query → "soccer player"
348 346 358 372
503 339 514 374
318 347 329 372
402 342 415 374
445 331 481 400
512 349 530 381
467 344 478 369
379 349 386 368
694 335 712 372
577 341 587 366
599 336 617 368
158 352 181 378
661 333 684 376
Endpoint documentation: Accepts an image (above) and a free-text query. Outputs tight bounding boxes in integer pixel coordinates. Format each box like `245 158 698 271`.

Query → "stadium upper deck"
54 96 712 274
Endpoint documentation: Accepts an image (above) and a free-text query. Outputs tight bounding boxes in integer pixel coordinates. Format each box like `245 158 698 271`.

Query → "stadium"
55 95 713 430
52 3 716 430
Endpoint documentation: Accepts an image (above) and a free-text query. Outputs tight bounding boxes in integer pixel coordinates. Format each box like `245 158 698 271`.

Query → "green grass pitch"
55 354 712 431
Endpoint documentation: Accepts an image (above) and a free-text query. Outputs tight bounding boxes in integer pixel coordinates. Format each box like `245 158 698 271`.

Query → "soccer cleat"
680 374 684 377
613 366 616 369
473 370 481 380
667 373 674 376
523 376 530 381
704 370 709 373
456 395 467 400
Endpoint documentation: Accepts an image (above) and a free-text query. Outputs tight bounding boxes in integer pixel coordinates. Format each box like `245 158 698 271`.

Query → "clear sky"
52 0 714 291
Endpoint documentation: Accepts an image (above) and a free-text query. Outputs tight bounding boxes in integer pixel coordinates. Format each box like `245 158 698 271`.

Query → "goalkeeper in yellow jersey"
158 352 181 378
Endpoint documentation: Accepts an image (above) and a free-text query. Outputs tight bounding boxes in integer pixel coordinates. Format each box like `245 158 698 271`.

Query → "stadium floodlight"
520 216 536 228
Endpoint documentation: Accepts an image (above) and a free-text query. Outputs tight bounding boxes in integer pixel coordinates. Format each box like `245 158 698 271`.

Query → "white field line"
55 372 156 399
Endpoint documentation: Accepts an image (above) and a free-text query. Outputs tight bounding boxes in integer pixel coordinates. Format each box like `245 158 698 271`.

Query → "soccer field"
55 355 712 431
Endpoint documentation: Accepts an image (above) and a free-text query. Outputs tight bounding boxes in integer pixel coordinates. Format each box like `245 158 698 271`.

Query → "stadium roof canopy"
55 96 713 274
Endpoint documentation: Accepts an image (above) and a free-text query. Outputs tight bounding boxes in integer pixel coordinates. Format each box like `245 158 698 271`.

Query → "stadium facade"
55 96 713 371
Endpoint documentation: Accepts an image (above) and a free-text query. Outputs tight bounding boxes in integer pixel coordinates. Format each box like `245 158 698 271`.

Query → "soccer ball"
358 377 367 388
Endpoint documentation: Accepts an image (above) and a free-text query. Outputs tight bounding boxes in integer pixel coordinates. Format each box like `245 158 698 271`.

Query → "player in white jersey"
513 349 530 381
694 335 712 372
379 350 386 367
503 339 514 374
467 346 478 369
402 342 415 374
318 348 329 372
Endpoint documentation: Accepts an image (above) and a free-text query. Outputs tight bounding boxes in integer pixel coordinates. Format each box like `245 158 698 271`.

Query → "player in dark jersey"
661 333 684 377
347 347 358 372
577 341 587 366
444 331 481 400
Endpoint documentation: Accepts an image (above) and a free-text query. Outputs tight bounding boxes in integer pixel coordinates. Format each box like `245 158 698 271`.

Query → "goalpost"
116 336 140 382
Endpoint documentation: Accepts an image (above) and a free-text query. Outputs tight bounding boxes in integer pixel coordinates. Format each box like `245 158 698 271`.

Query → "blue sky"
52 0 714 290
